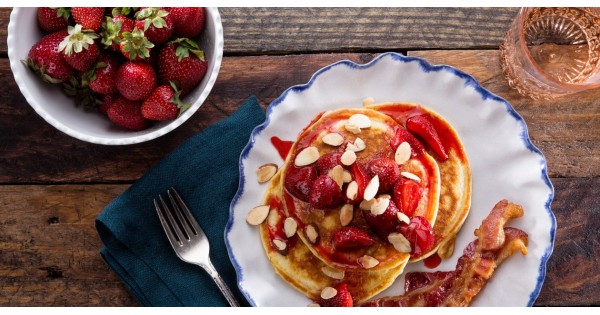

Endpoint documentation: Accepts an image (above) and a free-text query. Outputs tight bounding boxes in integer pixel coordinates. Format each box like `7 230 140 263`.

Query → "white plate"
225 53 555 306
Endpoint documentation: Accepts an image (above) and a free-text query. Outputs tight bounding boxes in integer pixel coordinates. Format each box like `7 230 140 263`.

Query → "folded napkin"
96 97 265 306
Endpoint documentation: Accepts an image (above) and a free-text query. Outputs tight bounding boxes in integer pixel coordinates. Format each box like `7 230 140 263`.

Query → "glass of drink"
500 8 600 100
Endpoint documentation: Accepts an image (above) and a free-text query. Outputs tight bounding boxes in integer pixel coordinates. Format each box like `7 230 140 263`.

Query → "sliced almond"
397 211 410 225
388 232 412 253
321 266 345 280
322 132 344 146
328 165 344 188
339 204 354 226
305 224 319 243
344 122 361 134
273 239 287 251
342 170 352 183
295 146 319 167
359 198 375 210
401 171 421 182
246 205 270 225
346 181 358 200
395 142 412 165
363 175 380 201
347 137 366 152
370 196 390 215
362 97 375 107
256 163 278 183
341 150 357 166
348 113 371 129
283 217 298 238
320 287 338 300
357 255 379 269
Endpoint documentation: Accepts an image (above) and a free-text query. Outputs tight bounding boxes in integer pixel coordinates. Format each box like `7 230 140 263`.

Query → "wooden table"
0 8 598 306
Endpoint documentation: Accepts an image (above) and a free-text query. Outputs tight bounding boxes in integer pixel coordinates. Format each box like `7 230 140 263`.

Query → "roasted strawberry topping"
309 175 343 209
332 227 375 249
317 151 344 175
390 127 426 157
367 158 401 193
393 178 423 217
284 166 317 202
362 199 400 240
406 114 448 161
398 216 435 257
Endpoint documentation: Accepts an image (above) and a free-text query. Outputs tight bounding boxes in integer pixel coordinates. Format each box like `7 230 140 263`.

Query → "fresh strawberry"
115 61 157 101
85 53 120 94
157 38 207 96
37 7 70 33
332 227 374 249
345 163 368 204
390 127 426 158
168 7 206 38
107 96 150 131
318 283 353 307
24 30 74 83
406 115 448 161
101 16 135 51
141 82 190 121
284 166 317 202
393 178 423 217
98 93 119 115
61 73 99 110
58 24 99 72
135 7 174 45
71 7 105 32
367 158 400 193
309 175 343 209
362 198 400 240
118 27 155 61
397 216 435 257
316 151 343 175
111 7 137 17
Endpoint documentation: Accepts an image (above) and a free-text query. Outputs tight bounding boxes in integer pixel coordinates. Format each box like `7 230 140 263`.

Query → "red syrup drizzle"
423 252 442 269
270 136 293 160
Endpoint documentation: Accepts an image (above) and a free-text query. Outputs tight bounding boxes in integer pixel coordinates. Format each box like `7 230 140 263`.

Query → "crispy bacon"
361 200 528 307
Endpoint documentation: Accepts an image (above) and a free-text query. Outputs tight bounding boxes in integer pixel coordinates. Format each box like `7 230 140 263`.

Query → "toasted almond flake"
273 239 287 251
349 113 371 129
362 97 375 106
346 137 366 152
322 132 344 146
438 234 457 259
363 175 380 201
397 211 410 225
344 122 361 134
256 163 278 183
320 287 338 299
395 142 412 165
321 266 345 280
245 205 270 225
401 171 421 182
388 232 412 253
306 225 319 243
346 181 358 200
342 170 352 183
341 150 357 166
295 146 320 167
340 204 354 226
283 217 298 238
328 165 344 188
370 196 390 215
359 198 375 210
358 255 379 269
307 303 320 307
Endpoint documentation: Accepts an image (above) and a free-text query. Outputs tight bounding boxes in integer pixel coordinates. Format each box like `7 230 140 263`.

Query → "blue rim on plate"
225 52 556 307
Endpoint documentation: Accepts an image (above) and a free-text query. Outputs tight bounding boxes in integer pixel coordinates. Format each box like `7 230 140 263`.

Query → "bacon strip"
362 200 528 307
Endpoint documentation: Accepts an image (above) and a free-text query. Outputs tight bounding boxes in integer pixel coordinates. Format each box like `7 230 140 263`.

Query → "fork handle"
203 261 241 307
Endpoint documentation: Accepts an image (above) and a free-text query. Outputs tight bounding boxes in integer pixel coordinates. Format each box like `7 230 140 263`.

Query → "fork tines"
154 188 201 247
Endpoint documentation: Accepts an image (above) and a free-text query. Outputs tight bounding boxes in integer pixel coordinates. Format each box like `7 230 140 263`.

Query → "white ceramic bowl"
7 7 223 145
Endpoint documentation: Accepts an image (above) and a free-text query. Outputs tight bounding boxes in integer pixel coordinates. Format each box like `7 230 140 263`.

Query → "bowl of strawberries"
7 7 223 145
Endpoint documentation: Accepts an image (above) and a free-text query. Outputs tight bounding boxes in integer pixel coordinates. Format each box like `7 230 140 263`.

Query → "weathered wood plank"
0 178 596 306
0 7 518 55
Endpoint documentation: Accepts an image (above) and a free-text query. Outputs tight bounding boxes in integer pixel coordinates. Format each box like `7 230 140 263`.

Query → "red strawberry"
98 93 118 115
332 227 374 249
118 27 155 61
284 166 317 202
157 38 207 96
367 158 400 193
362 198 400 240
115 61 157 101
316 152 343 175
390 127 426 158
107 96 150 131
309 175 343 209
24 30 74 83
58 24 99 72
135 7 174 45
86 53 120 94
345 163 368 204
101 16 135 51
37 7 70 33
168 7 206 38
141 82 190 121
397 216 435 257
61 73 99 110
318 283 353 307
406 115 448 161
393 178 423 217
71 7 105 32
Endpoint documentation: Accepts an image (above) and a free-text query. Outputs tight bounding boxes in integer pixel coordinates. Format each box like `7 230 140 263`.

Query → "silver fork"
154 187 240 307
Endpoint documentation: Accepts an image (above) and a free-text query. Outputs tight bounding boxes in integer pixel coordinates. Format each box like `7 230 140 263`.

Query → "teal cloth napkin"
95 97 265 306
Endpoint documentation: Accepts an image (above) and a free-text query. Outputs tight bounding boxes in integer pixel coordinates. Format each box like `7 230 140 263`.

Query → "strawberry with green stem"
141 82 190 121
24 30 74 84
37 7 71 33
158 38 207 96
135 7 174 45
58 24 99 72
119 27 154 61
101 16 135 52
84 53 121 95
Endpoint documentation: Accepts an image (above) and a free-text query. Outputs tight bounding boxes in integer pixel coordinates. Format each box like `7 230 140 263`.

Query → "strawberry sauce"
270 136 293 160
424 252 442 269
